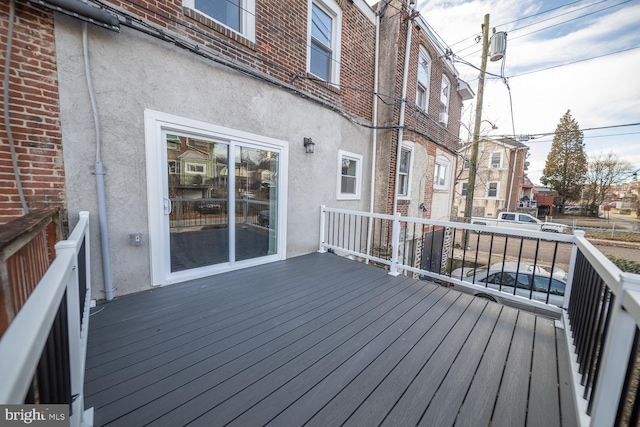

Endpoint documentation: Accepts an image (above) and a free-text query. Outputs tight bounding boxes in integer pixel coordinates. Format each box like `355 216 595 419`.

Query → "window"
337 150 362 199
186 162 206 174
487 182 499 198
416 47 431 111
460 182 468 196
518 214 537 223
439 75 450 125
186 0 256 41
433 156 450 190
463 157 470 170
168 160 178 174
398 144 413 198
490 152 502 168
308 0 342 83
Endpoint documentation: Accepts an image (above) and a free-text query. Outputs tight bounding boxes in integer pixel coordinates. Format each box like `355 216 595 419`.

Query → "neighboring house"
374 1 472 221
533 186 558 216
518 174 537 208
455 137 529 218
1 0 468 298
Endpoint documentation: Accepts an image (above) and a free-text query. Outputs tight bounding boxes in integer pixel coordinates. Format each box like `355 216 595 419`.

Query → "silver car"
449 262 566 308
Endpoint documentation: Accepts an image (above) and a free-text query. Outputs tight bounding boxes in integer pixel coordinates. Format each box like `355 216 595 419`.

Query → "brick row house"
0 0 471 298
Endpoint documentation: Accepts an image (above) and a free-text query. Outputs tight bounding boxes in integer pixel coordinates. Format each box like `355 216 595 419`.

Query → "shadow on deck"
85 252 576 426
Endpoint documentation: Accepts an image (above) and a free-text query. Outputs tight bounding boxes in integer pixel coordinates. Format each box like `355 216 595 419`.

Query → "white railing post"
589 272 640 427
318 205 327 253
60 212 93 427
388 212 401 276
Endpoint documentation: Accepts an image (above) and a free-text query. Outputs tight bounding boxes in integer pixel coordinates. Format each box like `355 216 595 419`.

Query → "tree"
541 110 587 209
583 152 635 213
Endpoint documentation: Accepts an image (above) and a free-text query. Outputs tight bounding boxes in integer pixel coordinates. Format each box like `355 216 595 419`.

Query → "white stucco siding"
55 16 372 297
431 150 455 221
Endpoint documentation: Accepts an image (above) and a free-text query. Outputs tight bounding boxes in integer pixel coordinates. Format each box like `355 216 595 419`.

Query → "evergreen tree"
541 110 587 208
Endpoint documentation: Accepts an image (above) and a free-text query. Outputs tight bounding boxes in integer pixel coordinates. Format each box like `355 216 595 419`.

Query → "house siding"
53 0 376 297
374 1 464 221
0 2 65 224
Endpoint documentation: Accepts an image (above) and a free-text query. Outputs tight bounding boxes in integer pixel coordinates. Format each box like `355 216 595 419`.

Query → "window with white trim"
439 75 450 125
416 47 431 111
185 0 256 41
487 182 499 198
186 162 206 174
398 143 413 198
460 182 468 196
463 156 470 170
490 152 502 168
434 156 450 190
337 150 362 199
168 160 178 174
308 0 342 83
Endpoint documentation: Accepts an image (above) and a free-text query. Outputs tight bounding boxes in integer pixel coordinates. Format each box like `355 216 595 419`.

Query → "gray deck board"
492 311 536 427
528 317 561 427
85 252 576 427
453 306 518 427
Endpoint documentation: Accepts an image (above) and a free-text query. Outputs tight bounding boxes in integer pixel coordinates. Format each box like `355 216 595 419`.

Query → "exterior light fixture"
304 137 315 154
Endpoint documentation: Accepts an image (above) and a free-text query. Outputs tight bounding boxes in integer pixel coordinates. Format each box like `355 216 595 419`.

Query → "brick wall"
0 1 65 224
103 0 376 122
376 3 464 216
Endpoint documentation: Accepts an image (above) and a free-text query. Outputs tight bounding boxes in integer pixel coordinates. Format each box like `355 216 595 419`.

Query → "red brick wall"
0 1 65 224
104 0 376 121
377 8 464 216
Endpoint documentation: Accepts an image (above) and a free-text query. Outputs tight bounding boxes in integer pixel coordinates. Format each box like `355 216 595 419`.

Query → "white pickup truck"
471 212 567 233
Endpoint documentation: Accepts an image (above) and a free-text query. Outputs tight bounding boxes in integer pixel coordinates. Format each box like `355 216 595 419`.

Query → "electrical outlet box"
130 233 144 246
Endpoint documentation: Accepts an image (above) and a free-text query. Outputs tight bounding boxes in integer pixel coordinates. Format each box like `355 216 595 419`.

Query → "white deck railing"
319 206 640 427
0 211 93 427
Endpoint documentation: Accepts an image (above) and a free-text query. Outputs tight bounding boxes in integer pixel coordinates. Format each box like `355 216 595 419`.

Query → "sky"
370 0 640 185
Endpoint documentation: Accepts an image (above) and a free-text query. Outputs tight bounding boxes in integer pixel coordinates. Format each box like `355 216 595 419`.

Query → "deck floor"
85 252 576 426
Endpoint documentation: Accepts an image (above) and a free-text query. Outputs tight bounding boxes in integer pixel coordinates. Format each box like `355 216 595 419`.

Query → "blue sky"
376 0 640 184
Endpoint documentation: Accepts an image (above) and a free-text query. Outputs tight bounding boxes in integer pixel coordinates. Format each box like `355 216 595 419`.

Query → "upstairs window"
487 182 499 198
490 152 502 168
187 0 256 41
308 0 342 83
463 156 470 170
460 182 468 196
439 75 450 125
416 47 431 111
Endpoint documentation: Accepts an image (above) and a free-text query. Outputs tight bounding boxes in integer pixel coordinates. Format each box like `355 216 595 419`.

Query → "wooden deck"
85 252 577 426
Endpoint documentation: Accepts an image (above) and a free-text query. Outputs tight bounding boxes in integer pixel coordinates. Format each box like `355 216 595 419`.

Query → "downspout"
393 5 414 215
366 9 381 264
3 0 29 214
369 11 380 215
83 23 114 300
506 146 524 211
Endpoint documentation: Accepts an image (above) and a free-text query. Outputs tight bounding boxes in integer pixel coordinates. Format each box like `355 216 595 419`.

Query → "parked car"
195 200 222 214
564 206 584 215
449 262 567 308
258 210 270 227
470 212 567 233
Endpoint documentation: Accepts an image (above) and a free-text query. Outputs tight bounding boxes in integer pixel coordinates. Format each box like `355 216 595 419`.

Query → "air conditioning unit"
439 112 448 125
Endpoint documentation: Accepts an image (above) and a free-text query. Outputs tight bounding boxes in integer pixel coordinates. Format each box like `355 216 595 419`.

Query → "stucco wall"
55 17 372 298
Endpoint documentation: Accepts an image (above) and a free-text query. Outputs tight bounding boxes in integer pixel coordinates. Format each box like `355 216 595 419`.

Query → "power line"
442 0 586 49
458 0 633 59
462 44 640 83
495 122 640 141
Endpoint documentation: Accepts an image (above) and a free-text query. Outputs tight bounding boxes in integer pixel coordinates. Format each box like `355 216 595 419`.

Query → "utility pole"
463 14 490 223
